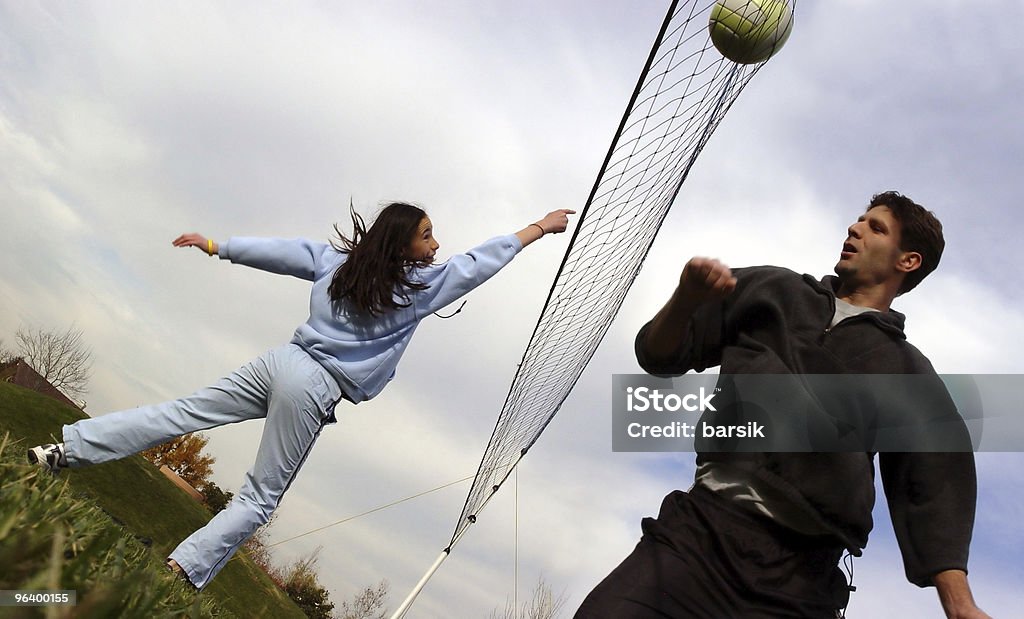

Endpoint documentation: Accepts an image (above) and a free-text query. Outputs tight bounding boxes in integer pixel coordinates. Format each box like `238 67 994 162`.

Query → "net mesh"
451 0 794 547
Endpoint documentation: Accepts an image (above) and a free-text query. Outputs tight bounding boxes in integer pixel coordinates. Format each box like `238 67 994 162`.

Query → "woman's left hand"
536 209 576 235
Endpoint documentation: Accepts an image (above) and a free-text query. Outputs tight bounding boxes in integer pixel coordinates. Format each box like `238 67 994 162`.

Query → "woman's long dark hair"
328 201 430 316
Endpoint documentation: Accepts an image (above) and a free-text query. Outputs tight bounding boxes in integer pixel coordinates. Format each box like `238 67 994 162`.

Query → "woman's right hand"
173 232 218 256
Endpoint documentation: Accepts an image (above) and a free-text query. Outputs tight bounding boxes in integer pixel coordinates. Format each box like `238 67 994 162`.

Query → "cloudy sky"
2 1 1022 617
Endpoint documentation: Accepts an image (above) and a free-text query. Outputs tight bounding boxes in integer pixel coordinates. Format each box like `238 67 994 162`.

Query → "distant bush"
279 548 335 619
241 521 339 619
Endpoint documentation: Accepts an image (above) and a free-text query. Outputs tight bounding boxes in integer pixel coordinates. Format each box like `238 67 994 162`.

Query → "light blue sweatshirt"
218 234 523 402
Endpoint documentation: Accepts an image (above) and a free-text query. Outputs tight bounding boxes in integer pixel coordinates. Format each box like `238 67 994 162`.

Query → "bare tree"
15 325 93 399
243 513 281 580
338 580 389 619
490 576 568 619
0 339 16 364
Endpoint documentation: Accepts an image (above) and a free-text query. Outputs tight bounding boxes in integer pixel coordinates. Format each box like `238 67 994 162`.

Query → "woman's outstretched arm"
515 209 576 247
173 233 327 280
173 233 218 256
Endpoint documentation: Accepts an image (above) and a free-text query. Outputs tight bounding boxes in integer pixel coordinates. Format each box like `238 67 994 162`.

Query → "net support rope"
392 2 793 616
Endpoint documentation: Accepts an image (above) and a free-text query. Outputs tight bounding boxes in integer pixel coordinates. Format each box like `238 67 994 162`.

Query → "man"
577 192 989 618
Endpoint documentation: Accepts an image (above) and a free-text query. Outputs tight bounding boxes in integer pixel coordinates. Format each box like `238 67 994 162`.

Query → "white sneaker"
27 443 68 474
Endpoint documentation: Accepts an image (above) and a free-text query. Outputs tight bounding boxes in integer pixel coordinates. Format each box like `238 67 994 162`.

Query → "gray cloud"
2 1 1020 617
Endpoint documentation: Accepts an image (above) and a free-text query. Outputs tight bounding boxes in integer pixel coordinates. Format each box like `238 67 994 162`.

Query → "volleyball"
709 0 794 64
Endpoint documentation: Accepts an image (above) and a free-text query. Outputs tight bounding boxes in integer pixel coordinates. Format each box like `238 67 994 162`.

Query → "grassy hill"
0 381 305 618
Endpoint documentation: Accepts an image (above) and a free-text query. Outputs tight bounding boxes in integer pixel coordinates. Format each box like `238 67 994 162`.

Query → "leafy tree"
14 325 92 400
242 518 389 619
201 481 234 513
280 547 334 619
142 433 215 489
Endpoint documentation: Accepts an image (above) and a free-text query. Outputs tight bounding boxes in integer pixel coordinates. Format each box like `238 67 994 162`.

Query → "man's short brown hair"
868 191 944 295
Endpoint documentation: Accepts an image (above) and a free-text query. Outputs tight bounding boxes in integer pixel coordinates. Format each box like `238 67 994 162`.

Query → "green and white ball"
709 0 794 64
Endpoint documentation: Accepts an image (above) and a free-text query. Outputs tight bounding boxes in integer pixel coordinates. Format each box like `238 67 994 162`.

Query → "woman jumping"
27 202 575 589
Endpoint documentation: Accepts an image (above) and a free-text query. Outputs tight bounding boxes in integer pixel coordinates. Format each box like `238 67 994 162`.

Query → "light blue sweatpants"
62 344 344 589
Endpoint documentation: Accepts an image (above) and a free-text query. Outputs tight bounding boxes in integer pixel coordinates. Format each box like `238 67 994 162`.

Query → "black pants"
576 486 850 618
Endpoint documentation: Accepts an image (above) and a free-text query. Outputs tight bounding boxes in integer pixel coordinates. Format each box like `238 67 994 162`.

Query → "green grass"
0 382 305 618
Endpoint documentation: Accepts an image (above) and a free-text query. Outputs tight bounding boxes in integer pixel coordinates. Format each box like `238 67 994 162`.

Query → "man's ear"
897 251 922 274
